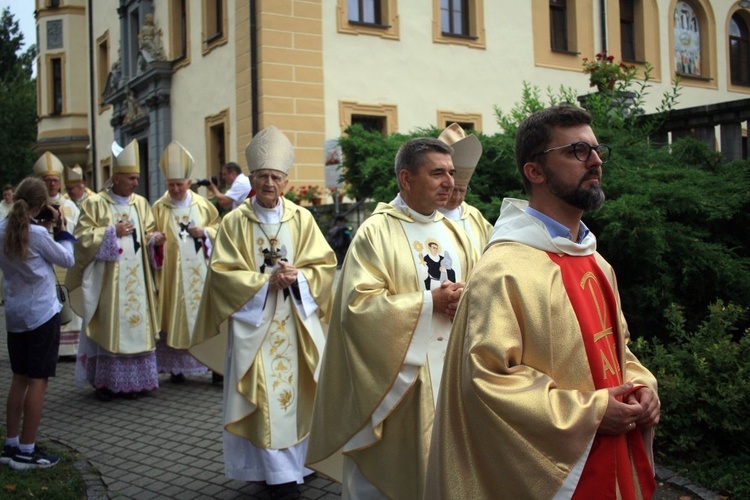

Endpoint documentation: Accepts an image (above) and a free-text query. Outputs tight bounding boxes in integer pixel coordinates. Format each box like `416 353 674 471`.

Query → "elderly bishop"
192 126 336 497
152 142 220 381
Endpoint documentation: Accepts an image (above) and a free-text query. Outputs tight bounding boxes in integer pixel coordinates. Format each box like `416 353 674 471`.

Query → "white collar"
109 190 131 205
252 196 284 223
170 191 192 208
392 194 438 223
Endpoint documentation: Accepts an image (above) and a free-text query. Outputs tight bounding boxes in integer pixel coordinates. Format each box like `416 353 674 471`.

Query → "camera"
36 204 60 222
195 176 218 187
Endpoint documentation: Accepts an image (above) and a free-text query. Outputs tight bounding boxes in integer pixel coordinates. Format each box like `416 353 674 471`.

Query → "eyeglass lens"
573 142 611 164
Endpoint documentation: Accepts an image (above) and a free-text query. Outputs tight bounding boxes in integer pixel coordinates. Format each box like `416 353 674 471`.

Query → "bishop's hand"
269 261 298 290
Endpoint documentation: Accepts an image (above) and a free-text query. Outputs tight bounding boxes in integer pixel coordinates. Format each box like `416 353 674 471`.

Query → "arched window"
730 13 750 85
674 1 701 75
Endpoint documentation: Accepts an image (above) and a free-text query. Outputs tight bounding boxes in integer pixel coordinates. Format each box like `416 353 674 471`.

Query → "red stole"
548 253 655 500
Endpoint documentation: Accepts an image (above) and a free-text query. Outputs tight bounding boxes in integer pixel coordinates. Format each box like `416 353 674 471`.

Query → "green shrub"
632 301 750 497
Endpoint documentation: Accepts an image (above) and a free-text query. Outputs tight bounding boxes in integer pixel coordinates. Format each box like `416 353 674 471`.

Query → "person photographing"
205 162 252 211
0 177 75 470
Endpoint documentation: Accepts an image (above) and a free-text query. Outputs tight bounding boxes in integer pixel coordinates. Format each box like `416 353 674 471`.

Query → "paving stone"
306 476 333 489
156 484 187 498
198 482 227 496
174 490 204 500
301 486 327 499
183 479 213 491
130 489 163 500
110 484 145 498
324 482 343 494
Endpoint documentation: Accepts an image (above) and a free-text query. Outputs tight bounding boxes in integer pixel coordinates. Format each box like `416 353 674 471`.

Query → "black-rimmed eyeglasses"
535 142 611 164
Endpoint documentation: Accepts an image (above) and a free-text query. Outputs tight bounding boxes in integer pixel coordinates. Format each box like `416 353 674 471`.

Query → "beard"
544 166 605 211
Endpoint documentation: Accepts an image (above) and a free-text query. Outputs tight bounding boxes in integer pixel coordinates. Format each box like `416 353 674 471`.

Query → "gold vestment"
457 201 493 253
192 198 336 447
307 202 476 500
425 241 658 499
65 191 159 353
152 192 220 349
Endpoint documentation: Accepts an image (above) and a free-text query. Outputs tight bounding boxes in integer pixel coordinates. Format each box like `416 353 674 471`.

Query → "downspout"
600 0 608 53
250 0 258 135
87 0 98 188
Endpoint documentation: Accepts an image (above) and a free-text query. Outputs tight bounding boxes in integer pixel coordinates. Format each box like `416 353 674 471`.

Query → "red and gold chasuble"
548 253 655 500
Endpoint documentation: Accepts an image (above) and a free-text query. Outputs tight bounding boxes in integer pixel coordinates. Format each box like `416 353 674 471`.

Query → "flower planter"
577 90 641 117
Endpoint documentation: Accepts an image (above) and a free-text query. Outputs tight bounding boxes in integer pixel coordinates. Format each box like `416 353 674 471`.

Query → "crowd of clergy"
6 106 660 499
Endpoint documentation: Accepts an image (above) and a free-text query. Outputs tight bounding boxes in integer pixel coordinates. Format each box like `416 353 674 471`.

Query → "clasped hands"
598 382 661 435
186 226 204 239
116 223 169 247
431 280 464 319
269 261 298 291
116 220 136 238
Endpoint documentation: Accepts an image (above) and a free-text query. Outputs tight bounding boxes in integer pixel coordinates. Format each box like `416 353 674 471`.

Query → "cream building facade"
34 0 750 200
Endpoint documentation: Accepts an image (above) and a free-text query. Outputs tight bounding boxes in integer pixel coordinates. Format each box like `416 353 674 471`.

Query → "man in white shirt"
206 162 252 210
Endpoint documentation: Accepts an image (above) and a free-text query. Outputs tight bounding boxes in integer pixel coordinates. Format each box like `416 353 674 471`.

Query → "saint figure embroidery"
414 238 456 290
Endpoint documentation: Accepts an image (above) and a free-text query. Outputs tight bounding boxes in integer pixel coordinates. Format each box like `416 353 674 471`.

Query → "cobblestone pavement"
0 307 716 499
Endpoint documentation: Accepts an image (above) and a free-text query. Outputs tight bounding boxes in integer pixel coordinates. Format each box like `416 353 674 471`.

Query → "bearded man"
426 105 660 499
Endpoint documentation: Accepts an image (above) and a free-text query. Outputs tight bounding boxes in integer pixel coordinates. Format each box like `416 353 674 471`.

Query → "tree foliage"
0 7 37 187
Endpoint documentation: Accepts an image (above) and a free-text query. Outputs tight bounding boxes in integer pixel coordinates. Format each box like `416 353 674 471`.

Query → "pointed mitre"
64 164 86 186
245 126 295 174
113 139 140 175
438 123 483 186
32 151 64 179
159 141 194 180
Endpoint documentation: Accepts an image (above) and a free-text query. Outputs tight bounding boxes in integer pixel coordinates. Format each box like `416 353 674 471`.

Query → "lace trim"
94 226 121 261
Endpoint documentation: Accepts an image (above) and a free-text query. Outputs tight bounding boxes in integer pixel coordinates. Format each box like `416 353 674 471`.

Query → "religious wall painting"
674 1 701 75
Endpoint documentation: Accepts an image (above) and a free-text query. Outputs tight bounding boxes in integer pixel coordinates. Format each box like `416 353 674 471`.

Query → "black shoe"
170 373 186 383
268 481 300 500
0 445 19 465
212 371 223 385
119 392 139 400
9 446 59 470
95 388 113 401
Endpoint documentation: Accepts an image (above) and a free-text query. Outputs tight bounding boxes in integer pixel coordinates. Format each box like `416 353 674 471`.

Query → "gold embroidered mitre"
64 164 86 186
113 139 140 175
159 141 194 180
33 151 64 179
245 126 295 174
438 123 483 186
